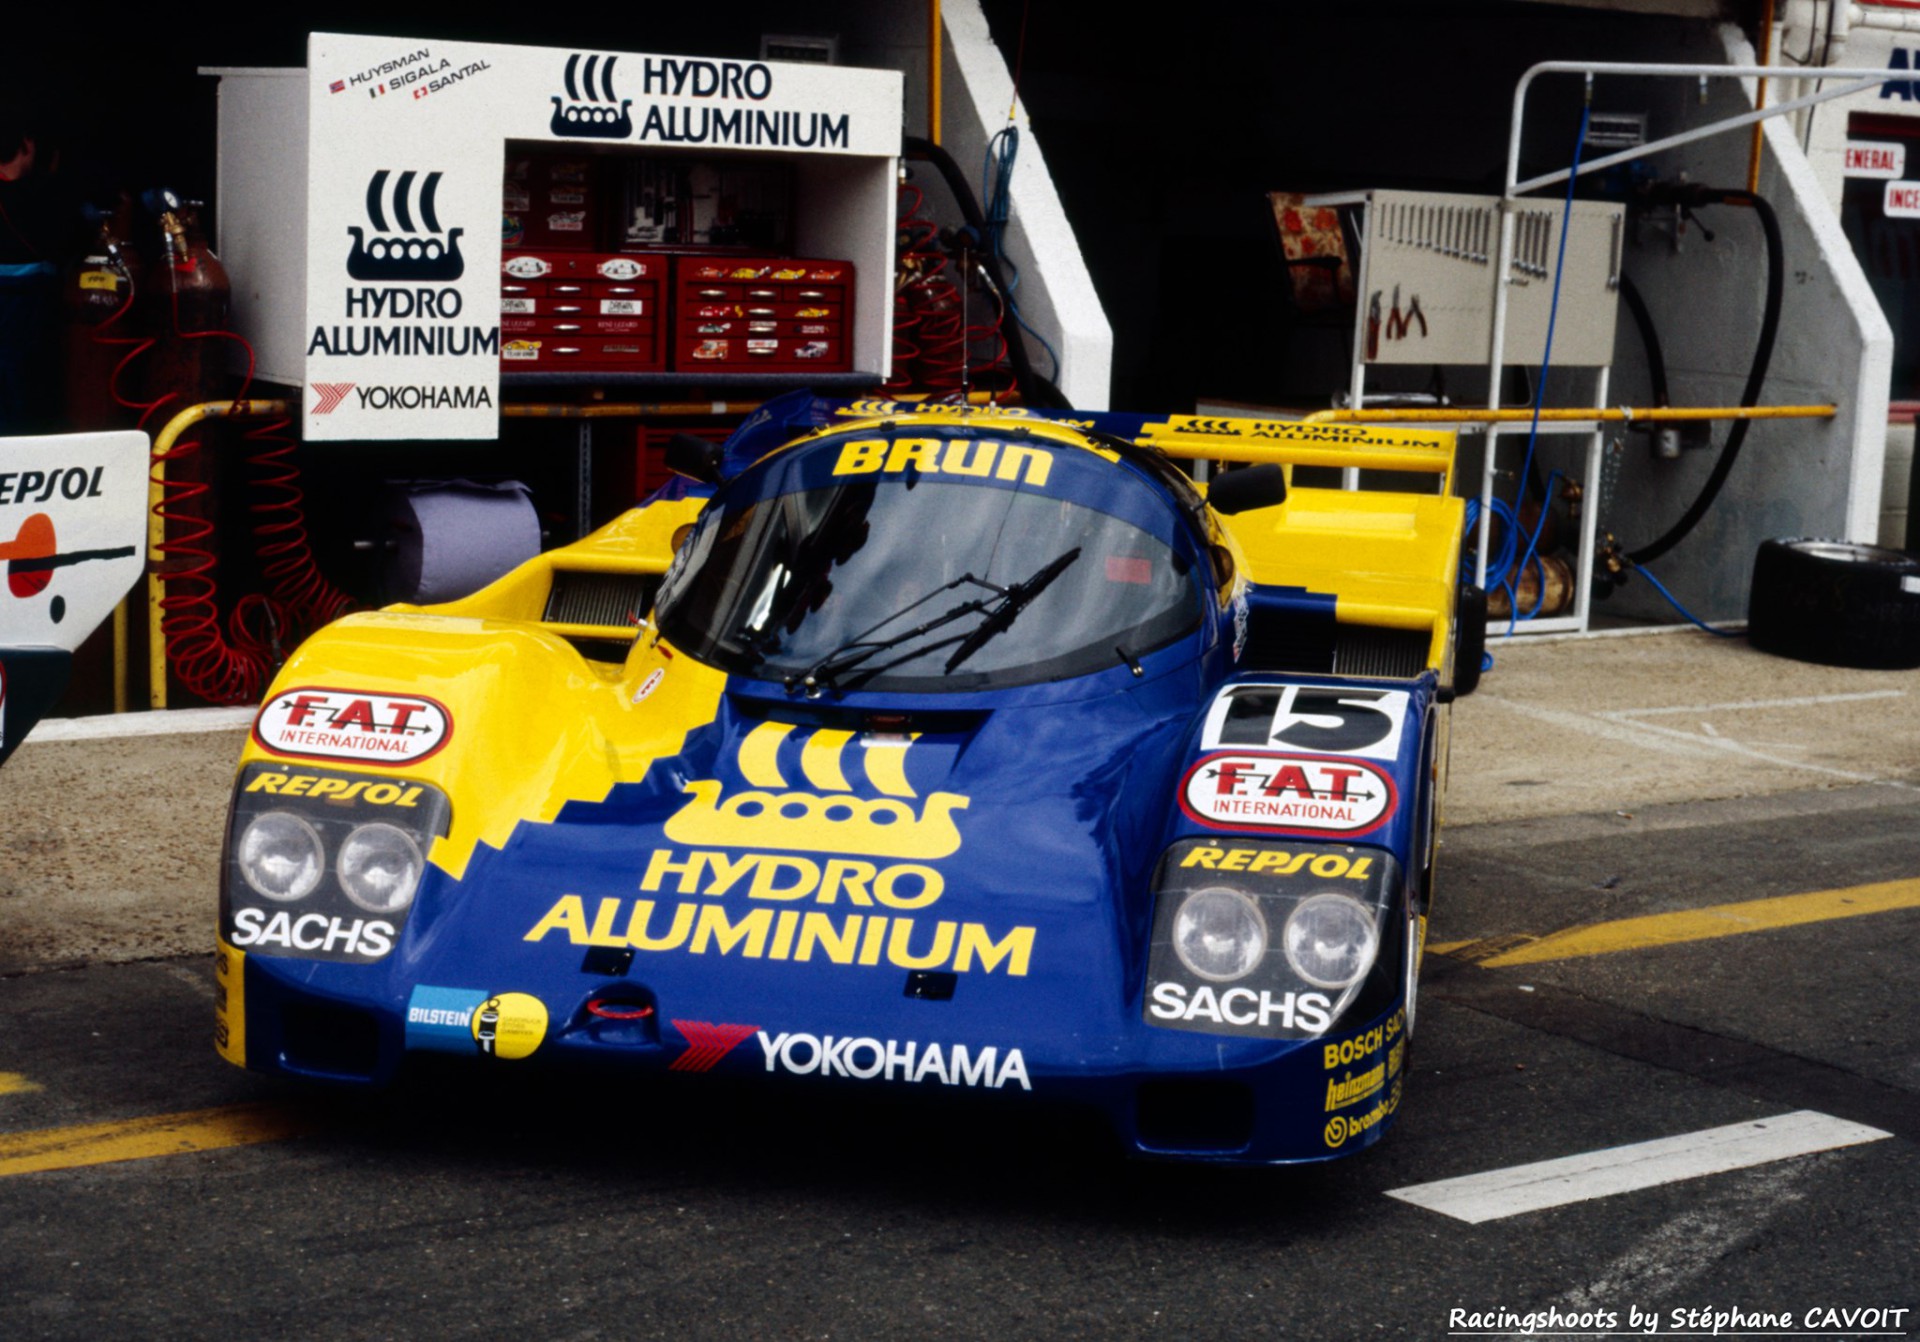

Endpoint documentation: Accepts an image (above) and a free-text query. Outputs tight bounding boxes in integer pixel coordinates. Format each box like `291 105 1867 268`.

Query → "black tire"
1748 538 1920 669
1450 585 1488 697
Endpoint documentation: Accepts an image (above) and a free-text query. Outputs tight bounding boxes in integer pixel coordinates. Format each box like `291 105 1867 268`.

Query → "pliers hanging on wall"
1385 285 1427 342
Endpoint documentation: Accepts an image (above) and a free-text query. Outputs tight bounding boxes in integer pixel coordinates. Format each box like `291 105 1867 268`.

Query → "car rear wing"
1125 415 1454 494
825 399 1456 493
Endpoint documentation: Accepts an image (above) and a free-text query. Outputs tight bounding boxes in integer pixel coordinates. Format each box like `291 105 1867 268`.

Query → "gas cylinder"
143 191 231 405
140 189 233 580
60 198 143 429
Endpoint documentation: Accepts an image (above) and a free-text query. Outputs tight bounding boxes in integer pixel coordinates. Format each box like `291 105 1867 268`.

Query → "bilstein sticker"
471 992 547 1059
1180 752 1396 835
254 688 451 766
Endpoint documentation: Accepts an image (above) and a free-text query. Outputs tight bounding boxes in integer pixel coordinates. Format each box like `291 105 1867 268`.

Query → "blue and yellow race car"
215 394 1477 1163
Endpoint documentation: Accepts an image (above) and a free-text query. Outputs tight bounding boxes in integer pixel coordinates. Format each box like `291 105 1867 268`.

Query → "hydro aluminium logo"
347 169 464 282
552 53 633 138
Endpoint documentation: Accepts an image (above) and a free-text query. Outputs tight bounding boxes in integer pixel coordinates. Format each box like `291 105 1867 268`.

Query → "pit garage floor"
3 628 1917 973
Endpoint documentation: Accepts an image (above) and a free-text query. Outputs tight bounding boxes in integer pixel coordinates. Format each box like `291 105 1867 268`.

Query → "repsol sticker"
253 687 451 766
243 770 425 808
1180 753 1396 836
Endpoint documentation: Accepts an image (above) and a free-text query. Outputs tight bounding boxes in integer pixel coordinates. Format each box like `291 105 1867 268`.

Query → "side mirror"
1207 463 1287 515
664 433 728 486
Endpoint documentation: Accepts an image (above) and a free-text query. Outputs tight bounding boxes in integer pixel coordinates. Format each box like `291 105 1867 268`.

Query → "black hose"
1617 272 1669 409
1627 189 1783 565
901 134 1070 408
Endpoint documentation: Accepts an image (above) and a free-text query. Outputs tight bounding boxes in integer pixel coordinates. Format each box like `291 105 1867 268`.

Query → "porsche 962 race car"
215 395 1479 1164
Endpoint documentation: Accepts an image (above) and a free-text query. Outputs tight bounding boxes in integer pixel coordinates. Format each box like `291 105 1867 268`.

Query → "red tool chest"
499 251 665 372
671 256 853 373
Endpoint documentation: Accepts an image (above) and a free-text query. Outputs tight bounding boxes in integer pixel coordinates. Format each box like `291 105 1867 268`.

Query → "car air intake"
543 570 657 629
1333 626 1428 679
1135 1080 1255 1153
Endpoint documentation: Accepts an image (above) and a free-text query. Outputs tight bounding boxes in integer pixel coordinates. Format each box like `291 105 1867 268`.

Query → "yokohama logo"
669 1020 759 1072
311 382 356 414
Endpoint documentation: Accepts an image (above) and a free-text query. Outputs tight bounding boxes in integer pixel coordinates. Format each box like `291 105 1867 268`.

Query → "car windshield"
654 434 1204 693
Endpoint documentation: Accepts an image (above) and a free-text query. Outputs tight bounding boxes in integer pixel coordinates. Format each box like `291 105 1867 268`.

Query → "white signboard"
0 432 148 652
303 32 902 441
1885 179 1920 219
1845 139 1907 179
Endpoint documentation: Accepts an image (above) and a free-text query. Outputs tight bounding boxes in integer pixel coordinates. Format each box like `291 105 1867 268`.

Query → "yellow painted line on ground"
0 1073 43 1097
1434 877 1920 968
0 1103 313 1179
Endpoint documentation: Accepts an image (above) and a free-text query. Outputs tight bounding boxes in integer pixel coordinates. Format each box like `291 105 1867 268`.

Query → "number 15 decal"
1202 684 1410 761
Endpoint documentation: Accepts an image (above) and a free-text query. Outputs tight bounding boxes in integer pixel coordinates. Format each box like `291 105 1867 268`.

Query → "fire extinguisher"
60 197 143 430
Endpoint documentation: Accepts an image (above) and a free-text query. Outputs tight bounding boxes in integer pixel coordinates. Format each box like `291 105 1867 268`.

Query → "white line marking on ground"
1597 714 1901 786
1541 1160 1811 1318
1598 689 1905 719
1473 697 1728 762
1385 1111 1889 1224
18 706 255 745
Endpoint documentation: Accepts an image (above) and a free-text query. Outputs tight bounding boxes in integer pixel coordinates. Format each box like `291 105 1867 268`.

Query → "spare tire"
1748 538 1920 669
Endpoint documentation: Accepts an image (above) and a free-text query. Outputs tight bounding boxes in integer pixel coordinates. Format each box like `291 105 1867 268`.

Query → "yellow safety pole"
139 399 293 711
500 401 763 420
1303 403 1835 426
929 0 943 147
1750 0 1776 194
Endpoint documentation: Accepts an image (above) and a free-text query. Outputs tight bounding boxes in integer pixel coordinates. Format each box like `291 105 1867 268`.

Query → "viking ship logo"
663 722 969 859
551 53 633 138
347 169 464 282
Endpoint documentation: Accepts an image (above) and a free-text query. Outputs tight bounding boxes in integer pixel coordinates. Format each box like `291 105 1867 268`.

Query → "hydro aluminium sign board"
303 32 902 441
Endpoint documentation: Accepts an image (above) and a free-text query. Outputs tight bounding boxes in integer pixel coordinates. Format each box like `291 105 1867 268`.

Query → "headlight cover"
337 823 426 914
236 812 325 902
1145 837 1400 1040
221 763 451 964
1283 893 1379 989
1172 886 1268 982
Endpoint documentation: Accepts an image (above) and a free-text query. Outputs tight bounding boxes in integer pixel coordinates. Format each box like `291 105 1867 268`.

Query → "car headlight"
1283 893 1379 989
337 823 425 914
1145 837 1400 1040
1172 886 1268 982
237 811 324 902
223 763 452 965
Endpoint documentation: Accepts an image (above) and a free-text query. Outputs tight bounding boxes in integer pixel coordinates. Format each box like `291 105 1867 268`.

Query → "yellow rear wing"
1133 415 1455 493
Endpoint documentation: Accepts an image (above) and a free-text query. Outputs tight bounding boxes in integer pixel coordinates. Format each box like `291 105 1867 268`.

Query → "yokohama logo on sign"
1180 752 1396 836
310 383 355 414
254 687 452 766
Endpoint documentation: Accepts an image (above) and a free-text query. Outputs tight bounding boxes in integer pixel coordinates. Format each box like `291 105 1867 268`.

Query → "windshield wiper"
789 573 1003 695
789 546 1082 695
942 547 1080 673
